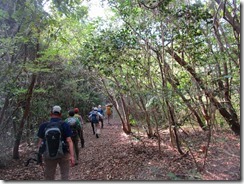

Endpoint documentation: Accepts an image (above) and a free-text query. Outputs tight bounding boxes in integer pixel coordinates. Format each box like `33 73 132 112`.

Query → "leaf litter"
0 119 240 181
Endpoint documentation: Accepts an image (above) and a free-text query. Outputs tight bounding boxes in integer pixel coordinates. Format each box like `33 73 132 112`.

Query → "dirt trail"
62 118 135 180
0 118 240 181
60 118 241 181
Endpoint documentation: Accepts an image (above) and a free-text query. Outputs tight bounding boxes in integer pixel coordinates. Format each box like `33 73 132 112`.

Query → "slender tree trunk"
166 101 185 155
113 97 130 134
112 73 132 133
101 77 131 134
13 30 40 159
0 95 10 127
165 66 207 130
120 94 131 133
214 0 240 35
152 109 161 153
166 48 240 135
139 96 153 138
13 74 37 159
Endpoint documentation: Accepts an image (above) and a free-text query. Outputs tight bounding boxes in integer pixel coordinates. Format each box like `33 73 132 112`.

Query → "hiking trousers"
71 135 79 163
44 153 70 180
107 113 112 124
91 122 95 134
78 127 84 147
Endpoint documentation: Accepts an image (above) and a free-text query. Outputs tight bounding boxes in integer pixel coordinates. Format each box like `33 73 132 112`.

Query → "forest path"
0 118 240 181
59 118 148 180
59 118 240 181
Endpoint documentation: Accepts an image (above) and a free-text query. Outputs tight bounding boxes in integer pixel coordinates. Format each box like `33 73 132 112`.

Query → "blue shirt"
37 117 72 142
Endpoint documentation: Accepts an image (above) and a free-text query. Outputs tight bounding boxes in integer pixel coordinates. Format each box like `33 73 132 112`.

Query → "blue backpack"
90 111 99 123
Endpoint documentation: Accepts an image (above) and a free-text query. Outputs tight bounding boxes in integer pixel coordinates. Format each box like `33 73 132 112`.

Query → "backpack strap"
44 120 65 141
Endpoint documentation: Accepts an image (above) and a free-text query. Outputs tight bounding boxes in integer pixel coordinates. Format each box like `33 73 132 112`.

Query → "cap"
52 105 61 114
74 108 79 113
94 107 98 111
98 105 101 108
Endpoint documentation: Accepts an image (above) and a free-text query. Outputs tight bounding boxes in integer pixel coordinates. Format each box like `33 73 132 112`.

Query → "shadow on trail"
66 118 190 180
0 118 240 180
66 119 240 181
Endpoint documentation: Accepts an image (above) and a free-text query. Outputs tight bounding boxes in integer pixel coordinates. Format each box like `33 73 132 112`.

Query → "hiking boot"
96 134 99 138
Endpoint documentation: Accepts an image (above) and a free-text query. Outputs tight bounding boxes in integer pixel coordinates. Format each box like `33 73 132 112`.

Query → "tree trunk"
120 94 131 133
166 101 185 155
112 97 130 134
139 96 153 138
214 0 240 35
13 74 37 159
152 109 161 153
209 95 240 134
166 48 240 135
0 95 10 127
165 67 207 130
101 77 131 134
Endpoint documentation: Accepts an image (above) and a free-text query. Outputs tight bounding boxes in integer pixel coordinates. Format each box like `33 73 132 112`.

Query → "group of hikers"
88 104 112 138
36 104 113 180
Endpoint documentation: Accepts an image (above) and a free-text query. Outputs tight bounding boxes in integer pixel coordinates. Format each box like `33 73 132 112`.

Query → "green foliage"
52 0 88 19
146 96 160 109
129 115 137 126
187 169 202 180
167 172 181 180
167 169 202 180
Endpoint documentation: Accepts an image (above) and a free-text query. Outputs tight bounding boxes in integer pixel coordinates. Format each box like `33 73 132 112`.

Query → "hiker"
37 105 75 180
65 110 81 165
97 105 104 128
106 104 112 125
74 108 85 148
88 107 95 135
89 107 103 138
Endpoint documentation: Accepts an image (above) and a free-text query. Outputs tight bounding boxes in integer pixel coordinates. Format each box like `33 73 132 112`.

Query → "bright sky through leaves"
43 0 112 19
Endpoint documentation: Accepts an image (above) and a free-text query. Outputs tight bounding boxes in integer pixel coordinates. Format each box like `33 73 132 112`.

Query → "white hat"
94 107 98 111
98 105 101 108
52 105 61 113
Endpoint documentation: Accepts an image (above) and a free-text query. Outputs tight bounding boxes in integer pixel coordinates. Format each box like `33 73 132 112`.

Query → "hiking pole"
25 158 38 166
25 152 42 166
25 152 45 178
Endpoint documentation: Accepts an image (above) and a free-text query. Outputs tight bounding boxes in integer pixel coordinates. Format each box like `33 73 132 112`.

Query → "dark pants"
91 122 95 134
78 128 84 147
71 135 79 163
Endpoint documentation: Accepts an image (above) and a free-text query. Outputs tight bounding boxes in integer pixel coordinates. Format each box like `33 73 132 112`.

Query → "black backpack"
43 121 65 159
